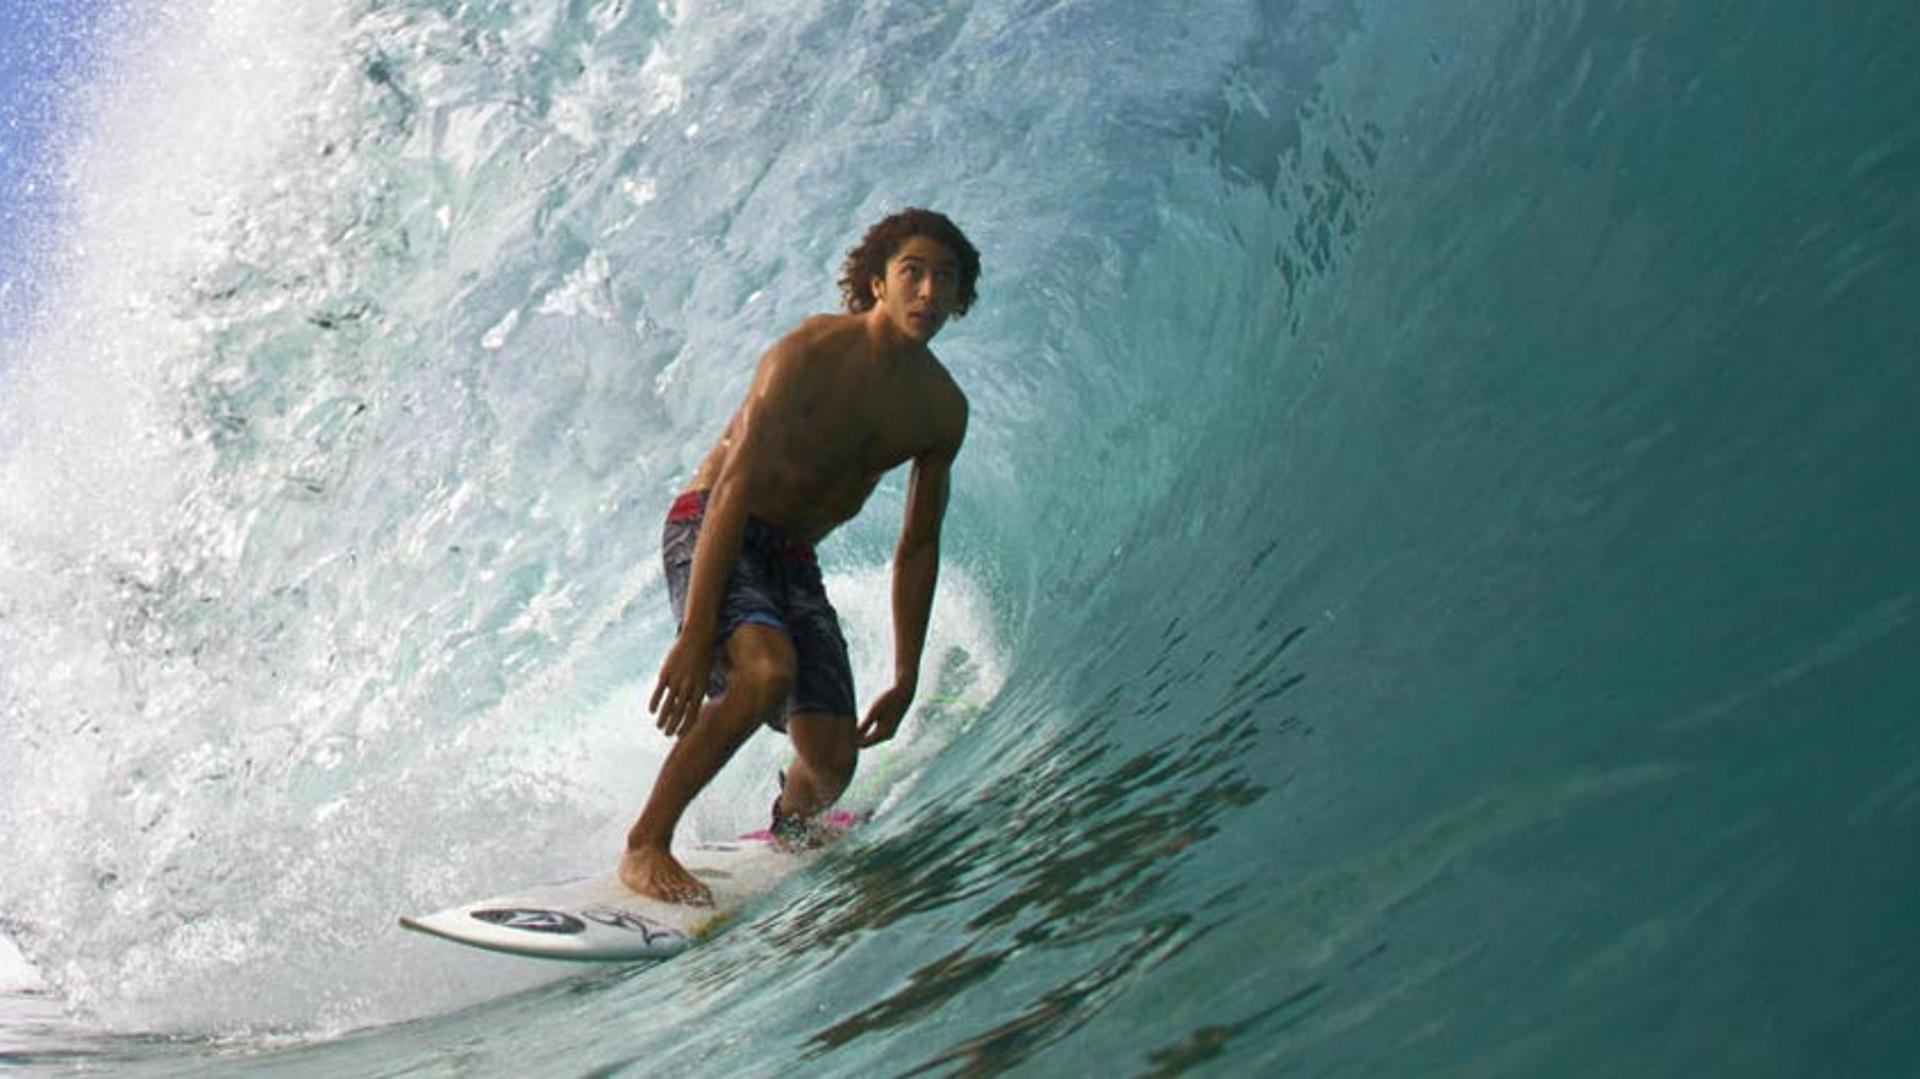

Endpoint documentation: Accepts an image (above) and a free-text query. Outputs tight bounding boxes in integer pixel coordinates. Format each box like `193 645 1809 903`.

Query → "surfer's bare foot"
619 845 714 907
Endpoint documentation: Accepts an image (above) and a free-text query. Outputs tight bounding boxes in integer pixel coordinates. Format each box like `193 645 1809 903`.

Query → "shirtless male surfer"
619 208 980 906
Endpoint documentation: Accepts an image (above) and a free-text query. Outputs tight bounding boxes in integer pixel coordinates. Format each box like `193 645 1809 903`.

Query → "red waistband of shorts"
668 489 708 522
666 490 817 564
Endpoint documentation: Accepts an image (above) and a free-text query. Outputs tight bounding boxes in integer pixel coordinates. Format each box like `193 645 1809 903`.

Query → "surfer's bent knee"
788 712 858 787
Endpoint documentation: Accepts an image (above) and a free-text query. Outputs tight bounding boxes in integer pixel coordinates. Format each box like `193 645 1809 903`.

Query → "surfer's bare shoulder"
787 312 867 363
722 317 843 417
919 359 967 456
736 315 853 393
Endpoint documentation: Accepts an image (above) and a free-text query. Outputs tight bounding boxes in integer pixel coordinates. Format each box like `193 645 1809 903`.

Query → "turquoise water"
3 0 1917 1074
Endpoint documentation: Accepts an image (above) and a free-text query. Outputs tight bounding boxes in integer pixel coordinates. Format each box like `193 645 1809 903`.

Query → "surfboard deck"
401 816 858 962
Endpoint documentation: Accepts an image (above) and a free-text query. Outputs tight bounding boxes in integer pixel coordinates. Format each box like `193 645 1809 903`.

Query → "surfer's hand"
858 683 914 747
650 638 710 737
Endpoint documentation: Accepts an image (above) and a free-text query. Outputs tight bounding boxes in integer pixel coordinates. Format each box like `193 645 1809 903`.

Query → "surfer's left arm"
859 409 966 748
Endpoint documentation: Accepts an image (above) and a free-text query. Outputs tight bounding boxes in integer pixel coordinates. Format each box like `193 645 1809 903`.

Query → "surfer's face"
871 235 960 343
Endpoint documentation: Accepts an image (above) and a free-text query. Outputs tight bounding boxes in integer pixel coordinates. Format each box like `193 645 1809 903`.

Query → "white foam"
1 0 348 550
0 933 45 995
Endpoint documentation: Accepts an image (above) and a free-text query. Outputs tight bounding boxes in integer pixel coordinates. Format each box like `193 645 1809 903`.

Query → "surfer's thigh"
720 623 798 720
771 553 855 735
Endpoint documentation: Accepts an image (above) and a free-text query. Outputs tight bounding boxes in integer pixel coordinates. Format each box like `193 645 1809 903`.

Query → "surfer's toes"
661 870 714 908
662 876 714 907
619 849 714 907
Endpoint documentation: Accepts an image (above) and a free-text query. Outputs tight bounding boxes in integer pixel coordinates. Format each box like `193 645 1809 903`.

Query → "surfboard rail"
398 836 825 962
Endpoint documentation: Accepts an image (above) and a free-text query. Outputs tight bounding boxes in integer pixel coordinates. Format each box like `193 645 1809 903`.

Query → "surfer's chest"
796 383 932 472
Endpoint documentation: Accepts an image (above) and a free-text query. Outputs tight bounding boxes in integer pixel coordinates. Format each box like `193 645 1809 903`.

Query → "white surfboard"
400 837 813 962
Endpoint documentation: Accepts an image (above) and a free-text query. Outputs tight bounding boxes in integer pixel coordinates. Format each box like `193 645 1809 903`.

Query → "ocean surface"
2 0 1916 1074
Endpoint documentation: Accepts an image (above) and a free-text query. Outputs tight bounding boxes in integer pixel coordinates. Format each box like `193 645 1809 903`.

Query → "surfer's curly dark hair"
838 208 981 317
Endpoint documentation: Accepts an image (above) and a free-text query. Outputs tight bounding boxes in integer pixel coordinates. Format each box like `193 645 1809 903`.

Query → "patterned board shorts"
661 490 857 731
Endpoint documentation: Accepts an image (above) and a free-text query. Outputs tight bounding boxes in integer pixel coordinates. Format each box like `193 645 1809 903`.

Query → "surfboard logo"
470 908 587 935
580 906 684 946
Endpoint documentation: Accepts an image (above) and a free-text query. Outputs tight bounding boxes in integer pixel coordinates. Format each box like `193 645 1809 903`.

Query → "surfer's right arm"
649 342 801 736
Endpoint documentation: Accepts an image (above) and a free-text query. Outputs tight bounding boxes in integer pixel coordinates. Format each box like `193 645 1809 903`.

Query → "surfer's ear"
869 273 886 305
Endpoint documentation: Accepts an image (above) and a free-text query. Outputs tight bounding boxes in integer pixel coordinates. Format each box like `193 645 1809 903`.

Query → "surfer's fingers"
667 689 697 737
680 687 701 727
